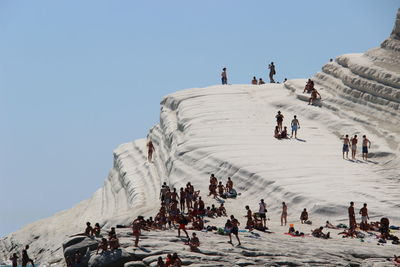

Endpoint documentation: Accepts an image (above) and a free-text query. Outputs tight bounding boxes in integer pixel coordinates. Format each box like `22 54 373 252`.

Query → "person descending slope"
221 67 228 85
308 88 321 105
268 62 276 83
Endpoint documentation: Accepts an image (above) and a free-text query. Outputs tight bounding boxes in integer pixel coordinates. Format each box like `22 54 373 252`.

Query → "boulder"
63 236 98 260
88 248 135 267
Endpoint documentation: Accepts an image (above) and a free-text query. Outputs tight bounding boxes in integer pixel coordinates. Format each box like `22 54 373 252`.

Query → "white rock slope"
1 9 399 267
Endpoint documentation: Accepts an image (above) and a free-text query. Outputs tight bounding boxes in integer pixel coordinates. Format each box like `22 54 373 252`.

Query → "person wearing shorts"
350 135 358 160
259 199 267 228
291 115 300 138
362 135 371 161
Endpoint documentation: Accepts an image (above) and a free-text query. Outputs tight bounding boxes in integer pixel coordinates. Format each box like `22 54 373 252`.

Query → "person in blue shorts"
362 135 371 161
341 134 350 159
291 115 300 138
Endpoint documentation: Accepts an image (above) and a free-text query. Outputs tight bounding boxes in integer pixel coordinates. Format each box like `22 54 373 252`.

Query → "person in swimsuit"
245 205 254 231
341 134 350 159
179 187 186 212
308 88 321 105
96 238 108 254
221 68 228 85
291 115 300 139
259 199 267 228
275 111 284 132
132 216 146 247
362 135 371 161
268 62 276 83
258 78 265 85
229 215 241 246
350 135 358 160
147 140 155 162
189 232 200 251
226 177 233 191
348 201 356 229
177 214 189 238
300 208 308 224
359 203 369 230
281 202 288 226
10 253 19 267
251 76 258 85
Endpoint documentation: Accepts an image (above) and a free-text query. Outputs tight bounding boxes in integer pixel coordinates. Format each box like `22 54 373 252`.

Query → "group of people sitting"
251 76 266 85
156 252 184 267
303 79 322 105
208 174 237 199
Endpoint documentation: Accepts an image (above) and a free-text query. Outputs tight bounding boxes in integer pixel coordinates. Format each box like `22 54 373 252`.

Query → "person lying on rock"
312 227 330 239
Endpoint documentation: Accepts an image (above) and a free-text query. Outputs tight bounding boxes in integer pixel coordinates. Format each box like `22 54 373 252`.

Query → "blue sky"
0 0 398 236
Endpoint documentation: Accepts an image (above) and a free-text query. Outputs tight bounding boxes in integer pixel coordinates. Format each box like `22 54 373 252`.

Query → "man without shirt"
341 134 350 159
291 115 300 138
350 135 358 160
362 135 371 161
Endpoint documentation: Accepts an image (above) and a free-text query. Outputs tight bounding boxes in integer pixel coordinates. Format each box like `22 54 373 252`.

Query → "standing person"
245 205 254 231
359 203 369 230
291 115 300 138
362 135 371 161
341 135 350 159
275 111 284 132
221 67 228 85
259 199 267 228
147 140 155 162
251 76 258 85
226 177 233 192
281 202 288 226
350 135 358 160
268 62 276 83
132 216 146 247
348 202 356 230
179 187 186 212
10 253 19 267
229 215 241 245
177 214 189 239
21 245 35 267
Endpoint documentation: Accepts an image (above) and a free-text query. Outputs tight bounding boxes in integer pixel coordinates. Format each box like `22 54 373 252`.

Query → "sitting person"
189 232 200 251
171 253 182 267
157 256 165 267
192 216 204 230
92 223 101 237
312 226 330 239
274 126 281 139
251 76 258 85
108 234 120 251
300 208 308 224
308 88 321 105
210 204 218 217
288 224 295 234
217 203 227 216
325 221 338 229
258 78 265 85
96 238 108 254
379 217 390 239
281 126 288 139
303 79 314 93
